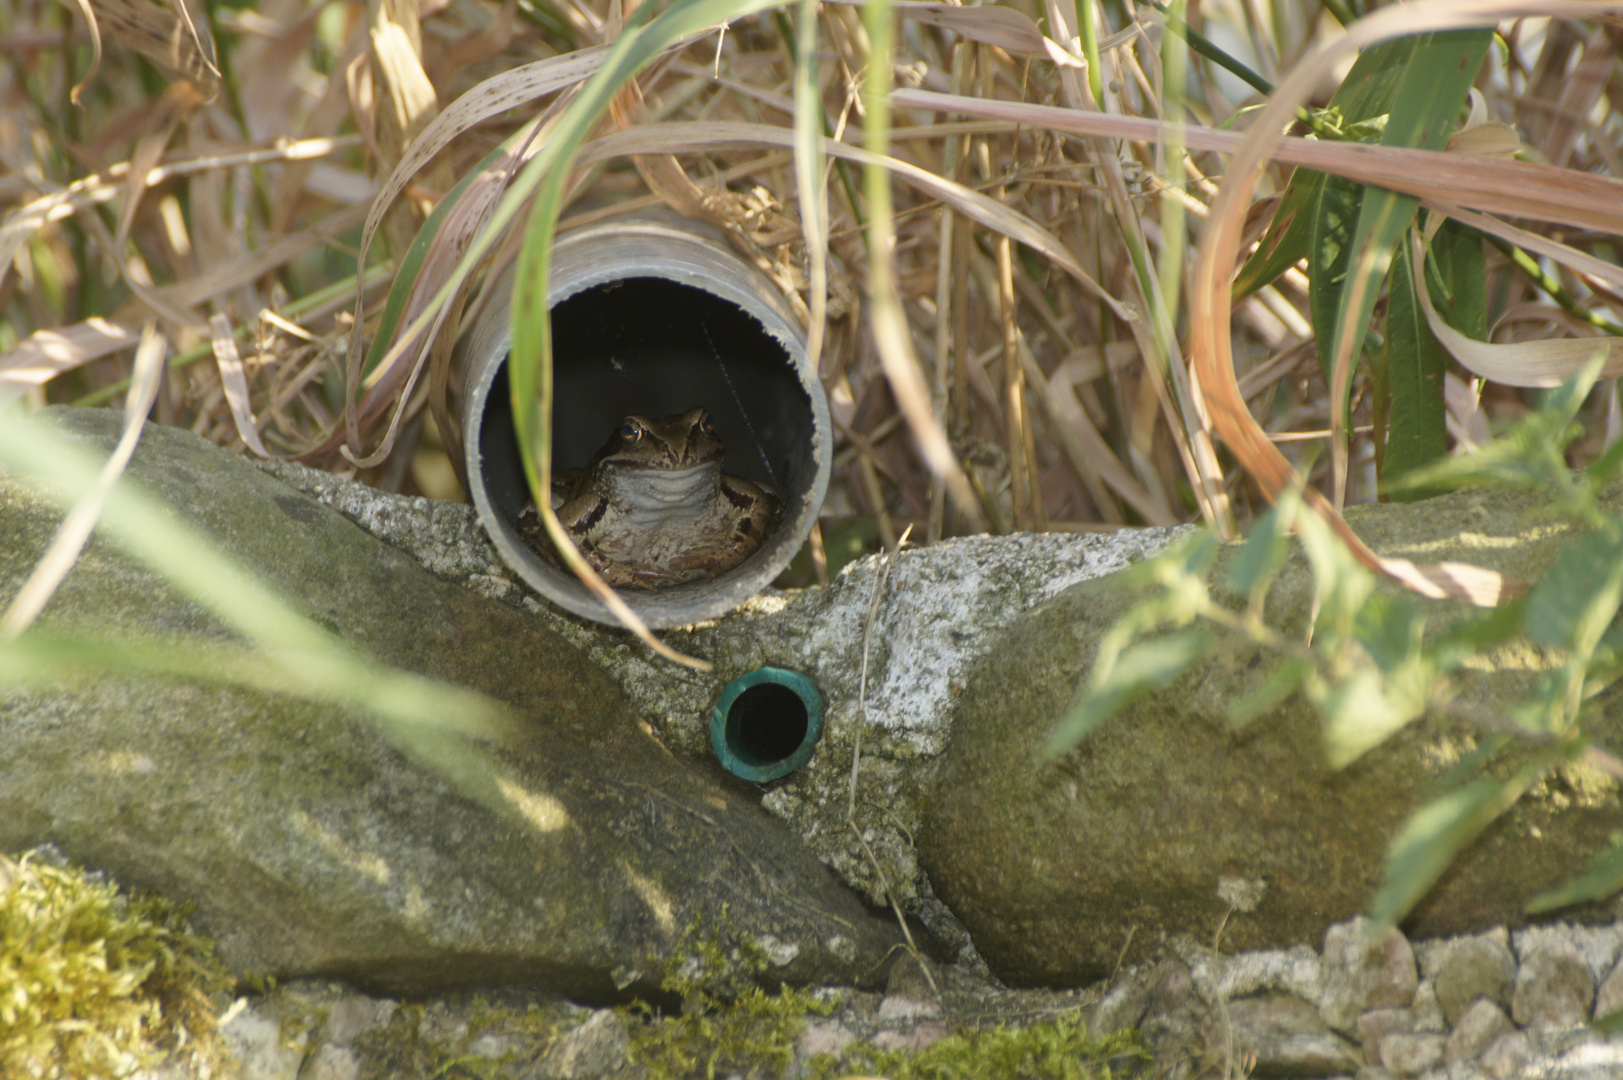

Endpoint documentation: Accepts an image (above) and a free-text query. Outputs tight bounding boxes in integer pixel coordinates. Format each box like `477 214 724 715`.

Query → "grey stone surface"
302 1044 361 1080
1321 920 1419 1035
1214 945 1326 1004
218 1009 303 1080
1435 936 1517 1027
530 1010 628 1080
1594 956 1623 1020
1377 1031 1444 1077
920 484 1623 986
0 409 901 996
1479 1030 1534 1078
1445 998 1512 1064
1358 1007 1412 1062
1512 944 1596 1029
1513 923 1623 984
1411 980 1448 1033
263 453 1182 914
1214 993 1361 1077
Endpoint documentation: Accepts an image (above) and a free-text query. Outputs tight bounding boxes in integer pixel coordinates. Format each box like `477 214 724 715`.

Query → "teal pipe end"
711 667 824 782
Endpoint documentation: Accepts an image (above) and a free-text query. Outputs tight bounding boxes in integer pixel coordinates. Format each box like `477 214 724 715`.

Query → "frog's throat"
604 464 725 524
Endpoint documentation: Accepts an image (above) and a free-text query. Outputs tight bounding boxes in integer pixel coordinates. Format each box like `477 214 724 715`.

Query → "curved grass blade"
508 0 794 670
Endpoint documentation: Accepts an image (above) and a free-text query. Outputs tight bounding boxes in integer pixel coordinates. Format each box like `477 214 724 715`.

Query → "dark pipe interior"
724 682 811 767
477 277 815 528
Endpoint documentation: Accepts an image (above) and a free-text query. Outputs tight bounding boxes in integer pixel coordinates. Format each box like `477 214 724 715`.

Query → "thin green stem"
1485 236 1623 337
1074 0 1104 105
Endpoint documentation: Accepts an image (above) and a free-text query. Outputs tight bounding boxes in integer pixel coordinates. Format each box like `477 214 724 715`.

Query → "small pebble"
1512 943 1595 1029
1445 998 1512 1064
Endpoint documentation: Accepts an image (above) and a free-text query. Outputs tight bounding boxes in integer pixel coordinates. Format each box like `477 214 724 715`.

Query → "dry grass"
4 0 1622 584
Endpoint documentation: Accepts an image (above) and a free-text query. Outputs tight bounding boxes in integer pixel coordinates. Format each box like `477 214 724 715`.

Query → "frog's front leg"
596 558 690 591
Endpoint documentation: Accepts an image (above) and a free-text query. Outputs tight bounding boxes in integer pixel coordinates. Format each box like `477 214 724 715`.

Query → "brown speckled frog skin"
518 407 779 590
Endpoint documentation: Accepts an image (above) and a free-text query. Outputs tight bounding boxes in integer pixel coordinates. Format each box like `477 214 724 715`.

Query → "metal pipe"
711 667 824 782
457 212 831 628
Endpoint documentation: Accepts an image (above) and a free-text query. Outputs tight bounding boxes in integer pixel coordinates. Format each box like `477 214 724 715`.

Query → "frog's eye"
620 419 645 443
699 412 717 433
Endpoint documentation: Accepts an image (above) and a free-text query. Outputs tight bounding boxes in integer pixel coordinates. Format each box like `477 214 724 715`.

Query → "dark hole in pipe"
724 682 810 767
477 277 810 528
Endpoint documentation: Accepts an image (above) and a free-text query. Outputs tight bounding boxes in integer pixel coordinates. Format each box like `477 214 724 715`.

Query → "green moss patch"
622 912 837 1079
622 912 1147 1080
0 850 232 1078
810 1015 1149 1080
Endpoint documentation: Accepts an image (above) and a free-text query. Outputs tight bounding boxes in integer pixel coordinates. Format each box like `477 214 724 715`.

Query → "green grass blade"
1074 0 1104 104
1321 31 1490 455
361 139 514 384
1381 240 1450 495
1383 219 1487 497
0 415 517 816
1235 36 1418 300
507 0 792 504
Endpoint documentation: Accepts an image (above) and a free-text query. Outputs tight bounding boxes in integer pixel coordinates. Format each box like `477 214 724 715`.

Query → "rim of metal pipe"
457 212 831 629
711 667 824 783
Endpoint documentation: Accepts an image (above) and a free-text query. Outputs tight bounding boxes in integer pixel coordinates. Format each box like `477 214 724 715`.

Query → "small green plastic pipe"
710 667 824 782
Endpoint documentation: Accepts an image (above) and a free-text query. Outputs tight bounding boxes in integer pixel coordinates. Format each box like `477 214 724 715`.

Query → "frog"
516 407 781 590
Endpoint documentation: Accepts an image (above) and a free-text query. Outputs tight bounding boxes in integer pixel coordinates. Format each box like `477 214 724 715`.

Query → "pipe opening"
725 683 809 766
711 667 823 782
459 216 831 628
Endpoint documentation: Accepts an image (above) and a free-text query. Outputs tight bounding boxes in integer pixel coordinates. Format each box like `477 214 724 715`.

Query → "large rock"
0 407 902 996
261 450 1182 923
922 486 1623 986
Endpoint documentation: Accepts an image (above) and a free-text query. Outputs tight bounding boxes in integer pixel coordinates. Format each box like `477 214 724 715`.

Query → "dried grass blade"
1425 203 1623 295
63 0 102 104
823 0 1045 54
0 319 140 408
1409 233 1623 388
0 135 351 297
1035 352 1176 525
1183 0 1606 607
1 323 166 638
208 314 272 458
341 40 642 447
156 203 373 314
861 0 981 526
572 120 1135 320
345 122 550 466
87 0 220 95
894 86 1623 235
